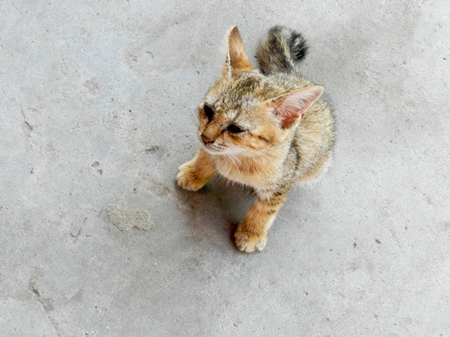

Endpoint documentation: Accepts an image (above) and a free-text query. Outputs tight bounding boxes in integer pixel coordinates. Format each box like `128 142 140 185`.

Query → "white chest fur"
214 155 280 191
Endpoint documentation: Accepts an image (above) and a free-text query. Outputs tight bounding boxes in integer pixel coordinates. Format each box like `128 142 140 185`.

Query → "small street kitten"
177 26 334 252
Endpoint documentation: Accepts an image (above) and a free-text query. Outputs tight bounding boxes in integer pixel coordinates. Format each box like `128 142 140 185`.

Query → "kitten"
177 26 334 252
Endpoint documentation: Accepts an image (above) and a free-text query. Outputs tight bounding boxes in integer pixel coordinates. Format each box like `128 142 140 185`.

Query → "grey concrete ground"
1 0 449 336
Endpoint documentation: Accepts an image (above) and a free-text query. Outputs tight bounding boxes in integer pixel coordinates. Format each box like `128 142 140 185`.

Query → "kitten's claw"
176 162 208 191
234 228 267 253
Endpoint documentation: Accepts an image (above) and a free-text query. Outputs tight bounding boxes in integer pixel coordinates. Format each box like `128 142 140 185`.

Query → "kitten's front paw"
234 227 267 253
176 161 208 191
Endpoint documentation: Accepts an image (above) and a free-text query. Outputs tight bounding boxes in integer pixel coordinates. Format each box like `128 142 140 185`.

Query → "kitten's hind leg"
235 188 289 252
177 148 216 191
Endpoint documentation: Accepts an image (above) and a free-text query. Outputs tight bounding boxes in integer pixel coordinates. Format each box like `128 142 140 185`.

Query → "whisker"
224 153 236 168
189 109 198 124
226 152 242 169
242 148 271 160
231 152 245 168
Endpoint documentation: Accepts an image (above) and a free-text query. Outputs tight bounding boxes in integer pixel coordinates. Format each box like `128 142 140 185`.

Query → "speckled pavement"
1 1 449 336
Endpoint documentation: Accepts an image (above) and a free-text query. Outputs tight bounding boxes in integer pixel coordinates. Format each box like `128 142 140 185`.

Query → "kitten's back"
257 26 335 183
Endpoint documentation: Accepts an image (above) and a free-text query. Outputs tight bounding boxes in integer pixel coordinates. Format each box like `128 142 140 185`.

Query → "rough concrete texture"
1 0 449 336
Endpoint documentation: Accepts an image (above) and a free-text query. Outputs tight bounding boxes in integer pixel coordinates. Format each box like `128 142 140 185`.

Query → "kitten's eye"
227 124 245 134
203 104 214 122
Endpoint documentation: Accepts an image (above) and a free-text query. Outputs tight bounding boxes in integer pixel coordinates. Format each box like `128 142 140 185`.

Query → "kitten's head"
197 27 323 156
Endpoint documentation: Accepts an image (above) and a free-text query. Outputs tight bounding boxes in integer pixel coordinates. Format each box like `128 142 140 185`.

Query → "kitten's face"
194 26 323 157
197 73 283 156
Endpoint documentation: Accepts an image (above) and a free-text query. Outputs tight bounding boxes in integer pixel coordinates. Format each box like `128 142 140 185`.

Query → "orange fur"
177 26 334 252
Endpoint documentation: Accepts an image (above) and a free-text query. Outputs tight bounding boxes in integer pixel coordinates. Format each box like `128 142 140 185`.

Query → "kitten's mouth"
202 142 228 154
197 132 228 154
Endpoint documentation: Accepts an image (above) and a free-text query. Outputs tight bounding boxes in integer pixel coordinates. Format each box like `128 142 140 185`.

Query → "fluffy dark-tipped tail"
256 26 308 75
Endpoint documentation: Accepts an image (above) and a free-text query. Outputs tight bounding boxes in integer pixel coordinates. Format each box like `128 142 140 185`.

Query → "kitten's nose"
201 133 214 144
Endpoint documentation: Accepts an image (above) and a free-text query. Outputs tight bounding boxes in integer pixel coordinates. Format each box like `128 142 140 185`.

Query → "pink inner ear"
274 107 300 129
273 86 324 128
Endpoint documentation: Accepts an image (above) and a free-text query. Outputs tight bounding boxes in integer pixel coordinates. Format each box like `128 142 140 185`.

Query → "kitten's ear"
223 26 253 78
270 86 324 129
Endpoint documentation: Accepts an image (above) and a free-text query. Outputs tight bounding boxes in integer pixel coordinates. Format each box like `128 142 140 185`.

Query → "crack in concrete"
27 270 61 336
20 108 34 134
29 280 54 313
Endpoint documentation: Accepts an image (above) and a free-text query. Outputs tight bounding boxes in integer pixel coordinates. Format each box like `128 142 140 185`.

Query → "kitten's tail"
256 26 308 75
